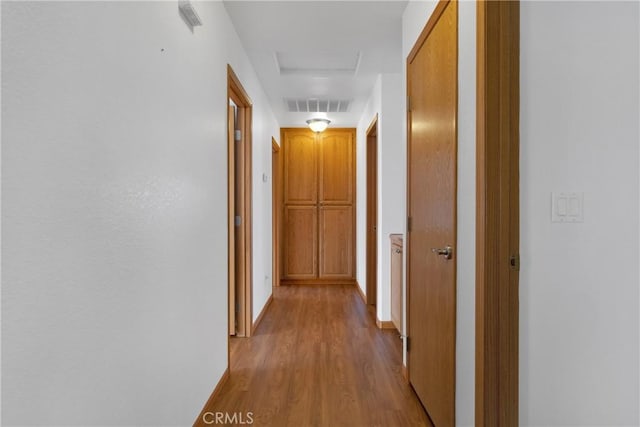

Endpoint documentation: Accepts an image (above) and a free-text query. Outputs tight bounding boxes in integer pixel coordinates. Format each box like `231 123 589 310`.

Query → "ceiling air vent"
285 99 351 113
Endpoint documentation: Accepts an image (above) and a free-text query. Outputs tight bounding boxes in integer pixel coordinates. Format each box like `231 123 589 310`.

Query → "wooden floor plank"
195 284 431 427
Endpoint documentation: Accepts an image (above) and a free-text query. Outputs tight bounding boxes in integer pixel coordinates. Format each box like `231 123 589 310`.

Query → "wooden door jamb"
227 64 253 346
476 1 520 424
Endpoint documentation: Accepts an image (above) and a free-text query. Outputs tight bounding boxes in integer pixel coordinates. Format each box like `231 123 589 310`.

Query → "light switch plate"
552 192 584 223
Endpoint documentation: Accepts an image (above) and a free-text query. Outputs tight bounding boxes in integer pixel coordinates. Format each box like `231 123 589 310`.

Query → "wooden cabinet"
390 234 403 332
284 206 318 279
319 132 354 205
284 132 317 204
319 206 353 278
282 128 355 284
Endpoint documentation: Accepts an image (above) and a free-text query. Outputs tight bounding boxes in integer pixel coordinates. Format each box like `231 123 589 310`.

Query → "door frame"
272 137 281 288
475 1 520 424
227 65 253 340
366 115 379 306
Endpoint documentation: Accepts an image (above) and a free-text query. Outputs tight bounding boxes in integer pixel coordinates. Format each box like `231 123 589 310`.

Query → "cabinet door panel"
391 236 403 332
284 131 317 205
319 206 354 278
319 131 354 205
283 206 318 279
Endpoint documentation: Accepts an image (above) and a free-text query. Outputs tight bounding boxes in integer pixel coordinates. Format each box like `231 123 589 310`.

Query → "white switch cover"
552 192 583 223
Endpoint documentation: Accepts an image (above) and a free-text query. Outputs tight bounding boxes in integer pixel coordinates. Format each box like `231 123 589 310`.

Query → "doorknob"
431 245 453 260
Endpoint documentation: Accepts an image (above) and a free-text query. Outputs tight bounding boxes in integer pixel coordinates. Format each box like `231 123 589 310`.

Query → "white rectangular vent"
285 99 351 113
178 0 203 29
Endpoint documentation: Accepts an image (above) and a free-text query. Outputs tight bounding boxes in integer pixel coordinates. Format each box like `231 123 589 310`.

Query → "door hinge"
407 216 412 232
510 253 520 271
406 95 411 112
234 129 242 142
235 215 242 226
406 336 411 353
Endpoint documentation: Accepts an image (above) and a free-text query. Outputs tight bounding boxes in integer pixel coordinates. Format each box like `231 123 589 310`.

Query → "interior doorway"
366 115 378 306
228 65 253 339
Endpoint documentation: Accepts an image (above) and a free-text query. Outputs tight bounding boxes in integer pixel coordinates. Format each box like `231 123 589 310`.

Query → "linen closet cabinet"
281 128 356 284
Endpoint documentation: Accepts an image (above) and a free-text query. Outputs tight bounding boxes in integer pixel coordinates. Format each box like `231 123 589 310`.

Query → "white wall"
402 1 476 425
356 76 381 300
1 2 278 425
248 75 280 325
520 2 639 425
356 73 404 325
454 3 477 425
378 74 405 323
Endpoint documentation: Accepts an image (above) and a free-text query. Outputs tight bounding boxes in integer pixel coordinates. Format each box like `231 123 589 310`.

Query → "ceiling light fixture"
306 118 331 133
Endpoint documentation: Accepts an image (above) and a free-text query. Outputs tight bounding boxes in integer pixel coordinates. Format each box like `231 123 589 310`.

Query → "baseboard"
355 281 367 305
280 279 356 285
376 318 396 330
194 367 230 426
252 294 274 334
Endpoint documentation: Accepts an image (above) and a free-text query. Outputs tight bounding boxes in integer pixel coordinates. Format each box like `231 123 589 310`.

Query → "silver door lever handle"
431 246 453 260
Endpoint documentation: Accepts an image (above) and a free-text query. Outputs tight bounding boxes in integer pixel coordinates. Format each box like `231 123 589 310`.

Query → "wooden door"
318 131 354 206
366 118 378 305
284 131 317 205
319 206 353 278
318 130 355 279
407 1 458 426
284 206 318 279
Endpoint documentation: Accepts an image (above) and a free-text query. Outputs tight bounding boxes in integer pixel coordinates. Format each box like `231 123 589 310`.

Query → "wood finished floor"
196 284 431 427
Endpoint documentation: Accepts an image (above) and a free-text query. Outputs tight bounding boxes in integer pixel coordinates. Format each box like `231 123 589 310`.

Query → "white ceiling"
223 1 408 127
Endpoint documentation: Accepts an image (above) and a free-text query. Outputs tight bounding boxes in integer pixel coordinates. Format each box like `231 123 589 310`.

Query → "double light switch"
551 192 584 223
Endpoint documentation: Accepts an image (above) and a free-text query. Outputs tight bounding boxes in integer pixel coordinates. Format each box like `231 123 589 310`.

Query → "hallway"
197 285 431 427
3 2 639 426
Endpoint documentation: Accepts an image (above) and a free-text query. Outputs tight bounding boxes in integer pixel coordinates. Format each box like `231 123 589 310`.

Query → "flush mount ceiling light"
306 118 331 133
